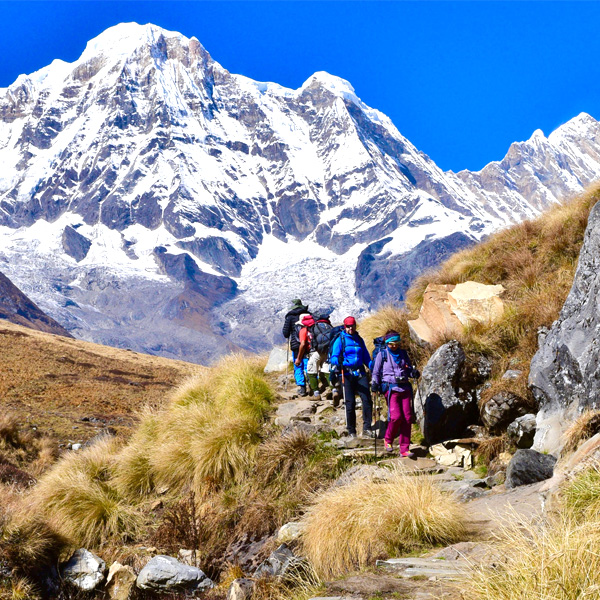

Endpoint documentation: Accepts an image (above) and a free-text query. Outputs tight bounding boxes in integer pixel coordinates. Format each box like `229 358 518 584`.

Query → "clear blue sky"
1 1 598 172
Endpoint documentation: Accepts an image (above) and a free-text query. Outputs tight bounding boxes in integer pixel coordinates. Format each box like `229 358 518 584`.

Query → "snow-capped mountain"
1 23 599 363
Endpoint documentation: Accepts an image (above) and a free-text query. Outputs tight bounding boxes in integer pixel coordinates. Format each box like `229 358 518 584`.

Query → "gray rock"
254 544 299 579
136 555 213 593
415 341 479 445
62 225 92 262
484 471 505 487
481 391 528 434
505 449 557 488
62 548 106 591
507 414 536 449
529 199 600 454
275 400 316 426
277 522 305 544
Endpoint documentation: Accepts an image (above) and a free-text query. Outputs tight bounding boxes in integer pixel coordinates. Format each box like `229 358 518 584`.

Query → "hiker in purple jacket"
370 331 420 457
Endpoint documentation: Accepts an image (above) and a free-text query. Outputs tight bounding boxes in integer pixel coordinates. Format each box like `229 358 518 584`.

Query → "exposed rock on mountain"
0 270 72 336
529 199 600 455
1 23 600 362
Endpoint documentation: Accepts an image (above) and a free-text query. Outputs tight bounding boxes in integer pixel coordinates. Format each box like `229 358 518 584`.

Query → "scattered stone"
484 471 505 487
506 449 557 488
430 440 475 468
482 391 528 434
502 369 523 380
136 555 213 593
254 544 299 579
275 400 315 426
177 549 199 566
106 562 136 600
277 522 305 544
70 443 82 451
507 414 536 449
222 533 272 573
415 341 480 444
265 348 289 373
228 578 255 600
62 549 106 591
332 464 391 488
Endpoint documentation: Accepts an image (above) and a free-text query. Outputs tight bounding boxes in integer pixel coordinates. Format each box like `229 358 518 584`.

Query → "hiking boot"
297 385 308 397
362 429 376 439
400 451 416 459
312 390 321 400
332 389 341 407
384 440 394 453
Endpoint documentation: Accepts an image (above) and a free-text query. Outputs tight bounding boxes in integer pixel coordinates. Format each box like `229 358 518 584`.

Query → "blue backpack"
368 336 388 371
326 325 346 365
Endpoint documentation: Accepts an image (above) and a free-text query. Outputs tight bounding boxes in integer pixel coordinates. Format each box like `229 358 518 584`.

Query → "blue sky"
1 1 598 172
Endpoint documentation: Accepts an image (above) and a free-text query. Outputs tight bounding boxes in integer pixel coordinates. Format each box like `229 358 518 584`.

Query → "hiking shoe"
362 429 376 439
332 389 341 407
312 390 321 400
400 451 415 459
384 440 393 453
297 385 308 397
347 433 358 439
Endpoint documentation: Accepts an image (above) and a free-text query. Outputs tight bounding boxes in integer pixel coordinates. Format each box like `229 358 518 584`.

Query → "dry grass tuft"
562 410 600 455
476 437 507 465
300 471 465 578
463 510 600 600
25 436 141 547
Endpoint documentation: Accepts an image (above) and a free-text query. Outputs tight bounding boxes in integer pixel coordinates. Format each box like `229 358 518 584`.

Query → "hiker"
294 313 325 398
329 316 375 438
282 299 309 396
370 330 420 457
306 311 335 400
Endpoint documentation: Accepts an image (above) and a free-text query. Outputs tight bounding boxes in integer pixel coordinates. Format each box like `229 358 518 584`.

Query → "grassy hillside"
363 184 600 409
0 320 199 445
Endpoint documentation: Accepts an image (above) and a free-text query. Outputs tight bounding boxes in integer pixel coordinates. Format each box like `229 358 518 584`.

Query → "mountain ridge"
1 22 599 363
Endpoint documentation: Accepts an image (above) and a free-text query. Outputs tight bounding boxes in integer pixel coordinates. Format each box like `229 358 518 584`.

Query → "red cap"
343 316 357 327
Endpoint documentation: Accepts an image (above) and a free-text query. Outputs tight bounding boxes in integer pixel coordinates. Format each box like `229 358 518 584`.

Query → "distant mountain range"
1 23 599 363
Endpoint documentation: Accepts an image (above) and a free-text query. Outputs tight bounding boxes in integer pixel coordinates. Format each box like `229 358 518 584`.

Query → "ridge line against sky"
0 1 599 172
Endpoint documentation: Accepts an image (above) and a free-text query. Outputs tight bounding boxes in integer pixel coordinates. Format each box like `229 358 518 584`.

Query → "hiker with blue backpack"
370 330 420 457
329 316 375 439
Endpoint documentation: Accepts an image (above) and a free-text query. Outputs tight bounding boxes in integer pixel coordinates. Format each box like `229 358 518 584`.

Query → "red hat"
343 316 357 326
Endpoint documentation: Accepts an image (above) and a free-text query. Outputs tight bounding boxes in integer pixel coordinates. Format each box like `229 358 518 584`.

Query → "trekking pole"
374 392 379 458
285 338 290 392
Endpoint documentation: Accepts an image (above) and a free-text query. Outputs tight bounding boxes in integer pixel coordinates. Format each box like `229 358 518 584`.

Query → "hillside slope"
0 320 199 443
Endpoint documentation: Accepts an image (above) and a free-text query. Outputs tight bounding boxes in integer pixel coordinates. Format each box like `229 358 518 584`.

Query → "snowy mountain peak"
1 23 599 364
81 22 190 60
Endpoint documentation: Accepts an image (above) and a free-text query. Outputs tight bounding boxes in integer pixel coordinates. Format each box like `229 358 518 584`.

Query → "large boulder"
408 282 504 347
415 341 481 445
264 347 289 373
447 281 505 326
61 549 106 591
136 555 213 593
529 199 600 455
505 449 557 488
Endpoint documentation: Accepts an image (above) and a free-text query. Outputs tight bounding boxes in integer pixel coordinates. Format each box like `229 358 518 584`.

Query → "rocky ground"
270 380 546 600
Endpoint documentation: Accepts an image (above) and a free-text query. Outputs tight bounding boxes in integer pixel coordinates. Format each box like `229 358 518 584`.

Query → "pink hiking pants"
384 390 412 454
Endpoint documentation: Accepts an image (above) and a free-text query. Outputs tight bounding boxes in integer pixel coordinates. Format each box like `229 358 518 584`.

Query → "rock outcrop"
415 340 481 445
408 282 505 347
529 199 600 455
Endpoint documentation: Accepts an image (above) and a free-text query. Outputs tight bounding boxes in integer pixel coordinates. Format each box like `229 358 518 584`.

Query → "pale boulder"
407 284 463 347
447 281 505 326
106 562 136 600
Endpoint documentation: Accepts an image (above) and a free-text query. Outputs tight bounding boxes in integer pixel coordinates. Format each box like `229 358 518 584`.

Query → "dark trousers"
342 372 373 435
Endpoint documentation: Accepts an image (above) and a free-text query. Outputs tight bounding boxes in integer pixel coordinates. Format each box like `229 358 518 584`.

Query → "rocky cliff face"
0 270 72 336
1 23 600 362
529 199 600 455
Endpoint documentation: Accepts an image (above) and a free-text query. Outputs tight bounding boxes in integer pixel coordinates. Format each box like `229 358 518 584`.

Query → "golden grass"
22 436 141 547
562 411 600 455
300 471 465 578
476 436 507 465
463 511 600 600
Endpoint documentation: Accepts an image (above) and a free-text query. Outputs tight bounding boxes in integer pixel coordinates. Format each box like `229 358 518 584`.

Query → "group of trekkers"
282 299 420 457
